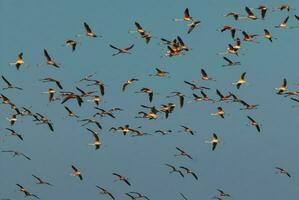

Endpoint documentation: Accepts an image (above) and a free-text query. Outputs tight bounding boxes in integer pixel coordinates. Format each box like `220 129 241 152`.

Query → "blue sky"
1 0 299 199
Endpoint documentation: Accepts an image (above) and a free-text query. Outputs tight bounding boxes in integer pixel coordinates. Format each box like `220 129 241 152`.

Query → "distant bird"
150 68 170 77
42 88 56 102
206 133 219 151
222 57 241 67
274 4 294 12
60 91 83 106
242 31 259 42
87 128 101 150
275 78 287 94
79 118 102 129
34 113 54 132
128 192 150 200
32 175 53 186
122 78 139 92
165 163 184 177
112 173 131 186
167 92 185 108
162 36 188 54
184 81 210 90
131 22 152 44
174 8 193 22
224 12 241 20
164 45 182 57
275 167 291 177
9 52 24 70
245 6 258 20
78 73 97 82
2 150 31 160
43 49 60 68
155 129 172 135
275 16 289 28
175 147 193 160
224 44 239 56
109 44 134 56
216 189 232 198
86 79 105 96
295 15 299 20
218 25 240 38
263 29 276 42
239 100 259 110
40 77 63 89
109 124 139 135
137 109 159 120
187 20 201 34
247 116 261 132
256 5 268 19
211 107 225 119
201 69 215 81
1 93 12 105
96 186 115 200
160 103 176 119
180 125 195 135
131 129 152 137
64 106 79 118
16 184 39 199
71 165 83 180
90 95 101 106
179 166 198 180
65 39 78 51
2 76 22 90
93 107 121 118
136 88 154 102
7 114 17 126
84 22 98 37
5 128 23 141
233 72 247 89
191 91 215 103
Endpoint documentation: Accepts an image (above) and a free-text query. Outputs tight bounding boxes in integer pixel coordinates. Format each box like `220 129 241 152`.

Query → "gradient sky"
1 0 299 199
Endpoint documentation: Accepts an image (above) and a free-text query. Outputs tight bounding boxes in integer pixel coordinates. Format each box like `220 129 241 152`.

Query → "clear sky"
1 0 299 199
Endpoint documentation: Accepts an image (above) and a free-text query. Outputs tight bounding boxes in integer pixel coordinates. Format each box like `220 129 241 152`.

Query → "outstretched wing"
245 6 254 16
1 76 12 86
184 8 190 19
291 97 299 103
247 115 255 122
109 44 121 51
84 22 93 33
201 69 208 78
124 44 134 51
43 49 52 61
